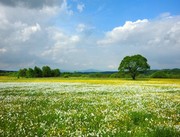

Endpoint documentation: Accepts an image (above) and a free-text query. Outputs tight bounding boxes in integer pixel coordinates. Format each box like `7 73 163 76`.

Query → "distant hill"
79 69 101 73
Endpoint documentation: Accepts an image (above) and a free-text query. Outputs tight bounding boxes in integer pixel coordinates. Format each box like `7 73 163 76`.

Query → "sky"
0 0 180 71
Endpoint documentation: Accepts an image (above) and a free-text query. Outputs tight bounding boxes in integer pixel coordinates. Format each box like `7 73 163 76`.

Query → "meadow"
0 76 179 136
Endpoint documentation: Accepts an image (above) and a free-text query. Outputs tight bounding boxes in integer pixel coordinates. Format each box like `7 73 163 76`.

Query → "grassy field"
0 76 180 136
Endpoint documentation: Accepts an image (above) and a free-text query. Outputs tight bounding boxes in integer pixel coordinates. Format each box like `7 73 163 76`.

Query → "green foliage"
118 54 150 80
62 72 71 78
137 74 146 78
151 71 168 78
61 72 110 78
71 71 82 77
42 66 52 77
26 68 34 78
129 111 154 126
88 73 109 78
18 68 27 77
151 126 180 137
51 69 61 77
15 65 180 79
151 69 180 78
63 74 70 78
110 72 121 78
18 66 61 78
0 70 17 76
89 73 103 78
34 66 42 77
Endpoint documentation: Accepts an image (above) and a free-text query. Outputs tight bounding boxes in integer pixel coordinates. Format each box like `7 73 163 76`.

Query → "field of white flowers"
0 80 180 136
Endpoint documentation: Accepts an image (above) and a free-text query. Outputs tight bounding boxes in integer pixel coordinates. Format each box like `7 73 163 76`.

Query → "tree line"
18 66 60 78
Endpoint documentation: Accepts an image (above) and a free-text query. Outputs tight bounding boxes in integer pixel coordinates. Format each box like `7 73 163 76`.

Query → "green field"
0 77 180 136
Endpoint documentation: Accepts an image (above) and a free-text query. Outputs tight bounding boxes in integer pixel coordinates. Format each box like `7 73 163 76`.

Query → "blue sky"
0 0 180 71
67 0 180 30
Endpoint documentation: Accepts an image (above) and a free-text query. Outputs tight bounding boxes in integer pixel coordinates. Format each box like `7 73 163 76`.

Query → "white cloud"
77 3 85 13
39 6 60 16
39 26 103 70
41 29 80 60
97 15 180 69
0 0 75 70
59 0 73 15
17 23 41 42
97 19 148 45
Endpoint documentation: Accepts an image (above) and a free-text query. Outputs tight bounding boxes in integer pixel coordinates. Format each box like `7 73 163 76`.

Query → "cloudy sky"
0 0 180 71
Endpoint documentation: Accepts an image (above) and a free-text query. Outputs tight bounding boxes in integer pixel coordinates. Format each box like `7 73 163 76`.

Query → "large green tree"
118 54 150 80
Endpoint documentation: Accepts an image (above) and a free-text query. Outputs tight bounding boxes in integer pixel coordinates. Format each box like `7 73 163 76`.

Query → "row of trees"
17 54 150 80
18 66 60 78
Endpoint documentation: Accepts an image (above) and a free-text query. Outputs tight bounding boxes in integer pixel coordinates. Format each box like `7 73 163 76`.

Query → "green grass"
0 77 180 136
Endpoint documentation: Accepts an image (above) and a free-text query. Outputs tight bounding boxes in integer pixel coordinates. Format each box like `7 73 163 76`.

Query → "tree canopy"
118 54 150 80
18 66 61 78
42 66 52 77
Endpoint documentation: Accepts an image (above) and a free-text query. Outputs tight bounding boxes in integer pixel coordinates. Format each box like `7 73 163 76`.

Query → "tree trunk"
131 74 136 80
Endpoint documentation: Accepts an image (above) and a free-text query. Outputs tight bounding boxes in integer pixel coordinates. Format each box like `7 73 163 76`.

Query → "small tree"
26 68 34 78
118 54 150 80
42 66 52 77
18 68 27 77
51 69 61 77
34 66 42 77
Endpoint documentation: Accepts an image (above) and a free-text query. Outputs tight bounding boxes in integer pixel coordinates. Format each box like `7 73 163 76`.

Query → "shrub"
151 71 168 78
110 73 121 78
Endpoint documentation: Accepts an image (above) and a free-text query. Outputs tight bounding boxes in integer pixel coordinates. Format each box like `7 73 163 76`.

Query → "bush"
137 74 147 78
63 74 70 78
110 73 121 78
151 71 168 78
88 73 109 78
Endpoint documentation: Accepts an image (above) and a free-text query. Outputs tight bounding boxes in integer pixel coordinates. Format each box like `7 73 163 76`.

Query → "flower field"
0 77 180 136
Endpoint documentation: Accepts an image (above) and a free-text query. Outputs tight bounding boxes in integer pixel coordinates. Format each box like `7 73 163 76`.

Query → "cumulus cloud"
43 30 80 56
0 0 74 70
16 23 41 42
97 15 180 69
40 28 85 69
97 19 149 45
